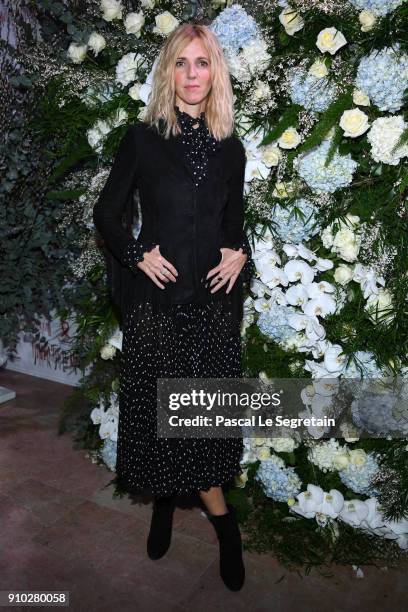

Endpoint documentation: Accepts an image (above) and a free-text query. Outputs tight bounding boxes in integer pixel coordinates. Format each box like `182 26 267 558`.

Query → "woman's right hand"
136 245 178 289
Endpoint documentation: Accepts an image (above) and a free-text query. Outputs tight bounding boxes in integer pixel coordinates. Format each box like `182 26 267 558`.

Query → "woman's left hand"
206 247 247 294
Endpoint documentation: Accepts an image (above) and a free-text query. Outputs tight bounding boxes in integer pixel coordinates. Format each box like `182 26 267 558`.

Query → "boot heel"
147 493 177 560
209 503 245 591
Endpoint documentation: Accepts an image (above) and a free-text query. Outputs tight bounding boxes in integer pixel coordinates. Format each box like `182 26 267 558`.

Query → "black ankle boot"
209 503 245 591
147 493 177 560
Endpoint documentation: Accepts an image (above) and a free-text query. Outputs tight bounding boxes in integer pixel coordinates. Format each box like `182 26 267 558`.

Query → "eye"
199 60 209 67
175 60 184 67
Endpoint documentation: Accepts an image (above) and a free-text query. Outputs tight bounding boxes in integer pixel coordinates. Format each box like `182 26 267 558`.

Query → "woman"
93 23 254 592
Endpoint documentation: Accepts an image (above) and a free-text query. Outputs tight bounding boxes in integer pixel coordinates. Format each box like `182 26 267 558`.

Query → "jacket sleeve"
92 125 156 274
220 137 255 283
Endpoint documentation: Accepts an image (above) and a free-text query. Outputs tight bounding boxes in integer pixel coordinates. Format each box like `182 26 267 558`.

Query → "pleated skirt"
116 299 244 496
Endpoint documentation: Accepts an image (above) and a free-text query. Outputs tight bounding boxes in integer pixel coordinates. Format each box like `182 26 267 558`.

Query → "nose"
187 63 198 78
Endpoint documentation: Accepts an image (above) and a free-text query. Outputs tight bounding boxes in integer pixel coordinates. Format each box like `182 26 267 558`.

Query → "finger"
160 264 177 282
210 274 230 293
209 261 236 286
226 272 239 294
206 265 221 281
155 269 171 283
156 264 178 283
161 259 178 278
146 269 165 289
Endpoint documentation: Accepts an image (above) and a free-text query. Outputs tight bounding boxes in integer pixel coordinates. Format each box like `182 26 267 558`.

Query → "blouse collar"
174 105 206 131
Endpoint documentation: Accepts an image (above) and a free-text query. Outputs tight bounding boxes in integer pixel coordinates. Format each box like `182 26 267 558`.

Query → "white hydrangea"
307 438 350 472
367 115 408 165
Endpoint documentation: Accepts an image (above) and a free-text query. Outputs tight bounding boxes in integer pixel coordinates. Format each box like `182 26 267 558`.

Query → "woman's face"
174 37 212 111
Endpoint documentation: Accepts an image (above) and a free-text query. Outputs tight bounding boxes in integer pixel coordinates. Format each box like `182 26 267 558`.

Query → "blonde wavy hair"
143 23 235 141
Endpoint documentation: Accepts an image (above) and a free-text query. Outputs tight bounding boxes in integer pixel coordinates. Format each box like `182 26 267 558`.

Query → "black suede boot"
147 493 177 560
208 503 245 591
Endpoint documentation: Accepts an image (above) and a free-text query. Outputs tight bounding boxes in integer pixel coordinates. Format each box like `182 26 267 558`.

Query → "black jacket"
92 119 254 330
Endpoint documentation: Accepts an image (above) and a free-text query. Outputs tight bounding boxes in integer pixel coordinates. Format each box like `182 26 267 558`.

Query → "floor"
0 369 407 611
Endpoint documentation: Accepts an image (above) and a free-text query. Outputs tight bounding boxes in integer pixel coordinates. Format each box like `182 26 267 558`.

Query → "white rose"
353 88 370 107
279 7 305 35
67 42 87 64
101 0 123 21
365 289 394 323
128 83 142 100
340 109 370 138
125 11 145 36
100 344 116 360
141 0 155 8
359 9 377 32
254 437 266 446
334 264 354 285
349 449 366 467
262 145 281 167
257 447 271 461
308 59 329 78
333 452 349 470
153 11 179 36
333 228 360 262
316 27 347 55
88 32 106 56
278 127 301 149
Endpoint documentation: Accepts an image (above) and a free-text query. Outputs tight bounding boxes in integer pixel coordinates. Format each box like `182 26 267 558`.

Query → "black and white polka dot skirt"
116 299 244 497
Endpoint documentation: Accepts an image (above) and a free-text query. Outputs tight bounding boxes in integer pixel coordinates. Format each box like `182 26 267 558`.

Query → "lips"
185 85 199 89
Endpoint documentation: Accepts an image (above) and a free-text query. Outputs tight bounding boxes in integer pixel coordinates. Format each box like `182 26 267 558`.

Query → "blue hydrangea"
257 302 297 342
289 68 338 113
271 198 322 244
356 47 408 113
101 438 117 471
210 4 260 52
349 0 404 16
343 351 383 378
339 452 380 496
294 140 358 193
255 456 302 502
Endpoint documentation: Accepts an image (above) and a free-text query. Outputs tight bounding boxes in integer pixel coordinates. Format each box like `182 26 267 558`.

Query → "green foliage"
286 89 354 166
261 104 303 146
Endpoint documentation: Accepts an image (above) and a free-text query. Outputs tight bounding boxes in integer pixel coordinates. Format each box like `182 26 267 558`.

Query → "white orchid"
283 243 318 262
259 264 289 288
352 263 385 298
313 257 334 272
339 499 369 526
284 260 315 284
303 292 337 318
323 344 347 374
285 284 309 307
